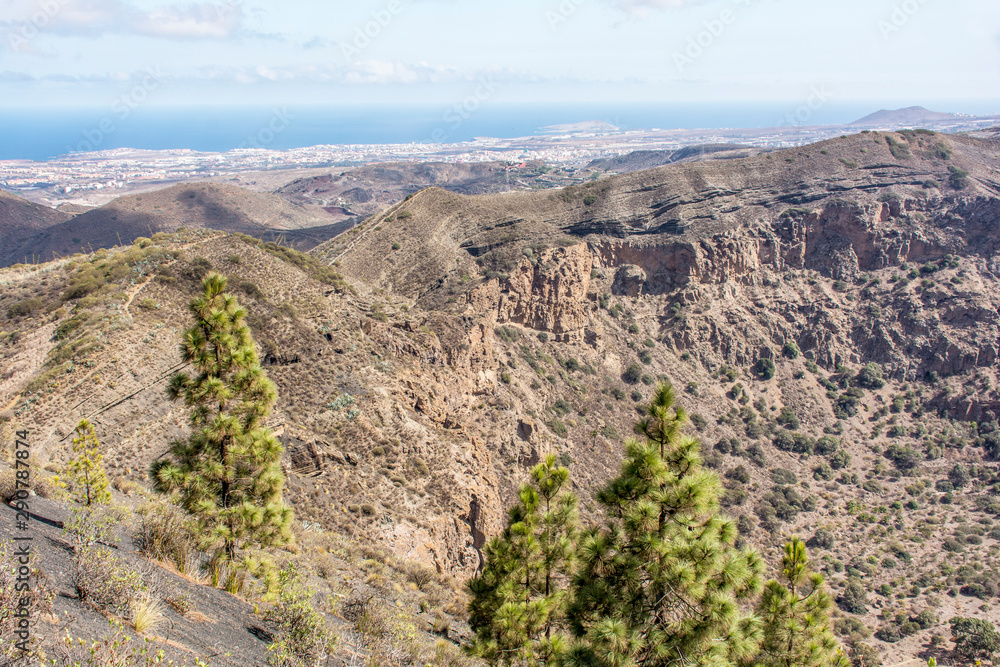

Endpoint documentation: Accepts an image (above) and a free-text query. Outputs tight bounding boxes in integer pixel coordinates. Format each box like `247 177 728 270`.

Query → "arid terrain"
3 127 1000 665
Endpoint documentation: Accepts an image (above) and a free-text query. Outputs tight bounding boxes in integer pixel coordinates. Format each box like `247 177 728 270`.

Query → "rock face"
612 265 647 297
468 244 595 342
10 129 1000 586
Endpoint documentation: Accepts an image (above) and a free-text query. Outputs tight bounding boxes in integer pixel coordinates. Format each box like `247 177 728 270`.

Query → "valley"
3 127 1000 666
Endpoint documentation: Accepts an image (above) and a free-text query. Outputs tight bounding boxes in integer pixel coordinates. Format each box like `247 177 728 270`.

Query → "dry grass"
132 595 165 634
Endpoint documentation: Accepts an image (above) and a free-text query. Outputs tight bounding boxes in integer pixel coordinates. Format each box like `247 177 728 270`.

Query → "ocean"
0 102 996 162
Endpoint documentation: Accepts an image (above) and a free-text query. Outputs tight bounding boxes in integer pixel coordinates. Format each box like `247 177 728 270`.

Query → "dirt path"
121 276 154 318
328 196 411 265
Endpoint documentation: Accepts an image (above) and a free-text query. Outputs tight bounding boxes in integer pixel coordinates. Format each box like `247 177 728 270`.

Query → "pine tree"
566 383 764 667
467 454 579 665
150 272 293 564
66 419 111 506
752 538 848 667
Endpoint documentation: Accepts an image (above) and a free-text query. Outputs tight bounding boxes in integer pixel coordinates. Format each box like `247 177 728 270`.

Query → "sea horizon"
1 100 998 162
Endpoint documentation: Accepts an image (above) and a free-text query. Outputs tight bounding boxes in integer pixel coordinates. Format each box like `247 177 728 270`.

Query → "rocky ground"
3 128 1000 664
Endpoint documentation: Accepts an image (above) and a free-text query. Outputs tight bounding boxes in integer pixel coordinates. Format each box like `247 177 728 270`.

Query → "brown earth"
3 130 1000 665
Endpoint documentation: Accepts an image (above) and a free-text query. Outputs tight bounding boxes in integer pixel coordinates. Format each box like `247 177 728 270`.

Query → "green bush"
755 357 776 380
781 341 800 359
855 363 885 389
7 297 43 318
265 564 337 666
951 617 1000 663
948 165 970 190
546 419 568 438
73 546 148 620
839 579 868 614
622 363 642 384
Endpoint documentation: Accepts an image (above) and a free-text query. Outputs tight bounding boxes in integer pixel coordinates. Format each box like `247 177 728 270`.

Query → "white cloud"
603 0 709 16
0 0 246 41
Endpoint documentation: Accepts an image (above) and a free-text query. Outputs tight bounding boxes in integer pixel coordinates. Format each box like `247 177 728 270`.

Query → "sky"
0 0 998 112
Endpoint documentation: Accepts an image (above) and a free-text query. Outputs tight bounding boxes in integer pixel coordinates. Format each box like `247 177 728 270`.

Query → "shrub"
855 363 885 389
839 579 868 614
73 545 149 620
951 617 1000 663
830 449 851 469
781 341 800 359
884 444 920 471
7 297 43 318
949 463 971 488
808 529 835 550
547 419 568 438
776 406 800 430
690 413 707 431
265 565 337 667
948 165 970 190
133 502 199 573
886 135 911 160
769 468 797 485
813 463 834 481
755 357 776 380
848 642 882 667
815 435 840 456
622 363 642 384
725 465 751 484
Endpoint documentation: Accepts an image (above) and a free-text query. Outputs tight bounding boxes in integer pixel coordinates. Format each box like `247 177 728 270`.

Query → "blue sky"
0 0 998 111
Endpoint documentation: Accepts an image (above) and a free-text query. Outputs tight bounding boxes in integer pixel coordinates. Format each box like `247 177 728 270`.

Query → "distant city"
3 108 998 208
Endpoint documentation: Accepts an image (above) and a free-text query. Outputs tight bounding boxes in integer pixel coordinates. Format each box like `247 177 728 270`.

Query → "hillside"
4 129 1000 665
0 182 348 267
849 107 971 128
586 144 760 172
275 161 592 222
0 190 72 263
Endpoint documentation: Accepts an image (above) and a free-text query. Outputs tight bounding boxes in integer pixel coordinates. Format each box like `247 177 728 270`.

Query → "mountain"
275 160 590 222
0 190 72 263
0 182 349 267
586 144 760 173
4 129 1000 665
848 106 970 128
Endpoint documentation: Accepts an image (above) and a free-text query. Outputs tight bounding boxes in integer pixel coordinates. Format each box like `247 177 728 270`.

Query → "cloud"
185 61 483 86
0 0 247 41
602 0 711 16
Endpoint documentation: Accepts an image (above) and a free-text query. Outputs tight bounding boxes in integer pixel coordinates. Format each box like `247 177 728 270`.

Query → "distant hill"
847 106 967 127
539 120 620 134
276 160 588 220
0 190 71 262
587 144 759 173
7 130 1000 665
0 182 347 267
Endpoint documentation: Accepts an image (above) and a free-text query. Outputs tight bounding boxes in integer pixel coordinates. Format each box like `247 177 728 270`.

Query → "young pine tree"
66 419 111 506
150 272 293 564
467 454 579 665
566 383 764 667
752 538 848 667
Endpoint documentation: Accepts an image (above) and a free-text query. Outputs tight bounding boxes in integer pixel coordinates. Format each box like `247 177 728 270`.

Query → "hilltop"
0 182 349 267
276 160 593 223
4 129 1000 665
849 106 972 128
